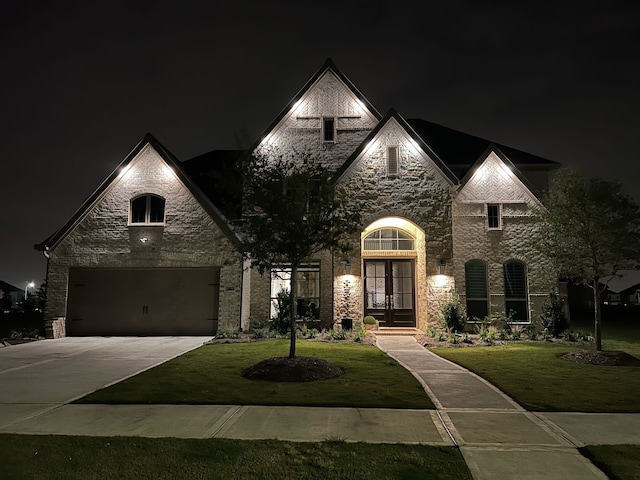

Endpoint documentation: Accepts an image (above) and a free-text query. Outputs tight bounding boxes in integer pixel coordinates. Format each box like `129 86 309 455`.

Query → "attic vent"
387 146 399 178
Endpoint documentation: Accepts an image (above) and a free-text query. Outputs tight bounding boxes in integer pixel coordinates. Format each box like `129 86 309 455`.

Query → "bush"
439 293 466 333
539 289 568 337
363 315 376 325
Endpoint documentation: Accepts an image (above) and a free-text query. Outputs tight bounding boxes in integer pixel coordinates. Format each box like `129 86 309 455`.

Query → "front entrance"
364 259 415 327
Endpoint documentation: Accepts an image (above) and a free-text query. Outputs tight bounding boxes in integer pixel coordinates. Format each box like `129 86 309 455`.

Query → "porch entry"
364 259 415 327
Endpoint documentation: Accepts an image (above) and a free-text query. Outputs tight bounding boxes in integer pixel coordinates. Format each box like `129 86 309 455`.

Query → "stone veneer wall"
44 144 242 336
336 119 454 329
452 152 556 322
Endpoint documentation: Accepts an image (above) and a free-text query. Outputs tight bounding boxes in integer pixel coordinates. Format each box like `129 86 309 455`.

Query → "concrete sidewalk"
376 336 636 480
1 336 639 479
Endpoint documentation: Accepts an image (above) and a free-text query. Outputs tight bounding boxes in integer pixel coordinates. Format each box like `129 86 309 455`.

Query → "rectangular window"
487 204 501 229
322 118 335 142
270 262 320 319
387 146 399 178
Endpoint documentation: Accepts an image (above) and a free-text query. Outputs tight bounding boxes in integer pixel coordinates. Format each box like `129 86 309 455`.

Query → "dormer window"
322 117 335 142
130 194 165 225
487 204 501 230
387 146 399 178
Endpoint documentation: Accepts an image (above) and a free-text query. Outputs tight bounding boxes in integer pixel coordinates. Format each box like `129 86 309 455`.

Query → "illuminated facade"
38 59 558 337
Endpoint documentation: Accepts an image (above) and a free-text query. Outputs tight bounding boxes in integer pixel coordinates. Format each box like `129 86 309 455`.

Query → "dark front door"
364 259 415 327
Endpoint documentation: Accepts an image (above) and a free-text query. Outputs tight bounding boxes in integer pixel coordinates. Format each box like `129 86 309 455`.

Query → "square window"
487 204 501 229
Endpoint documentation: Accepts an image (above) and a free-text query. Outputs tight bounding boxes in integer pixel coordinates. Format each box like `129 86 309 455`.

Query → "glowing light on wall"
292 99 304 115
121 164 134 181
497 162 511 180
363 139 378 155
353 99 366 114
163 164 175 180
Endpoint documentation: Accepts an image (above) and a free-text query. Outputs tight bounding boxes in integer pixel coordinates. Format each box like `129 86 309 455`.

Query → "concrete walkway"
1 336 639 479
376 336 624 480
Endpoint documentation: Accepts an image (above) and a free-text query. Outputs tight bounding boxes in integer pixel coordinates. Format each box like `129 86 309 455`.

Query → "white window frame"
387 145 399 178
487 203 502 230
322 117 336 143
129 194 166 225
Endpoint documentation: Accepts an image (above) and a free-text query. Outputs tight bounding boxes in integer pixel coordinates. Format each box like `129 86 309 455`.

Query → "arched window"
363 228 414 251
130 194 165 225
465 260 488 321
504 260 528 321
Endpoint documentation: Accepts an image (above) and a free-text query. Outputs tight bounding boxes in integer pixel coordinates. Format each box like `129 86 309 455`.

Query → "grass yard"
0 434 472 480
76 339 433 409
580 445 640 480
431 315 640 412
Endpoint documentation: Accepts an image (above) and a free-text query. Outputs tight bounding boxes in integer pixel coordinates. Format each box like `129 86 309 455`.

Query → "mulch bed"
561 350 640 366
241 356 344 382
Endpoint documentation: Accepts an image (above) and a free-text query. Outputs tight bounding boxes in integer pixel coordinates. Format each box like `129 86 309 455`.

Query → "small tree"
539 289 568 337
439 292 466 333
535 168 640 350
233 152 361 358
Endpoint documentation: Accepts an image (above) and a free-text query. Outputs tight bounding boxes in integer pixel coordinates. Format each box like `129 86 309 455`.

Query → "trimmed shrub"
440 293 466 333
539 289 568 337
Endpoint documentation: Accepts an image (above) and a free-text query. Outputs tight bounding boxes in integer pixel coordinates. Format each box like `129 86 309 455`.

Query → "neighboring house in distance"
0 281 24 311
36 59 559 338
601 270 640 307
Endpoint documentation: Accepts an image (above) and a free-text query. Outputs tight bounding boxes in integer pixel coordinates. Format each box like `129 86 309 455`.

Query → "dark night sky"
1 1 639 291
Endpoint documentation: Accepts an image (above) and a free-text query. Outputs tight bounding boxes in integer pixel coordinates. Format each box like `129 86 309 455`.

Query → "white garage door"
66 267 220 335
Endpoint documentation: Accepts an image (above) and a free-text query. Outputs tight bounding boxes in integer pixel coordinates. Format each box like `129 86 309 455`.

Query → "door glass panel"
365 261 386 309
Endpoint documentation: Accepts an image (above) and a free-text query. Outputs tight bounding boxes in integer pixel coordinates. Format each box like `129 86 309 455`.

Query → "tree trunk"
592 282 602 351
289 264 298 358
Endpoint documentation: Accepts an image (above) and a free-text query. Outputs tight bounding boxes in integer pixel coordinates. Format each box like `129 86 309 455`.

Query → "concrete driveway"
0 336 211 429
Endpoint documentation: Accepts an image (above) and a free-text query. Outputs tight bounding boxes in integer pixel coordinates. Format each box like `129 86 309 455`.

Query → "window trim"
465 260 489 321
129 194 166 226
503 260 529 321
387 145 399 178
270 262 321 319
322 117 336 143
362 228 415 251
487 203 502 230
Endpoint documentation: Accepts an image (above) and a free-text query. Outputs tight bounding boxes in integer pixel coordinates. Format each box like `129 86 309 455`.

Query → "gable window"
465 260 488 321
322 117 335 142
270 262 320 319
363 228 414 251
130 194 165 225
387 146 399 178
487 204 501 229
504 260 528 321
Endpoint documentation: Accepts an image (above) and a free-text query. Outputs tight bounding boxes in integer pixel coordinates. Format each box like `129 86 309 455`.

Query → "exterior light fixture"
25 281 35 299
342 260 351 275
140 237 148 244
439 259 446 275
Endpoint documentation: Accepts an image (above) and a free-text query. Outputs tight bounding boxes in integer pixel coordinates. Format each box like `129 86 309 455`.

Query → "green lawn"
431 315 640 412
76 339 434 409
580 445 640 480
0 434 472 480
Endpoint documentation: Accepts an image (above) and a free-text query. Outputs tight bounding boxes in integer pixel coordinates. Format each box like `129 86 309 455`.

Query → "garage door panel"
67 268 220 336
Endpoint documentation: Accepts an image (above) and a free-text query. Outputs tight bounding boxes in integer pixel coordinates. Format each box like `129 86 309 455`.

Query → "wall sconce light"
342 260 351 275
439 259 446 275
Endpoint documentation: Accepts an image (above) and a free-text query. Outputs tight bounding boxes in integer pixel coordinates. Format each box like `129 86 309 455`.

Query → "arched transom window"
363 228 415 251
130 194 165 225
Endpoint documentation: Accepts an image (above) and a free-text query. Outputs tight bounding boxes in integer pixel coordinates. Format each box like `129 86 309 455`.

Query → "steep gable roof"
333 108 459 185
35 133 239 252
457 144 543 203
406 118 558 179
248 58 382 153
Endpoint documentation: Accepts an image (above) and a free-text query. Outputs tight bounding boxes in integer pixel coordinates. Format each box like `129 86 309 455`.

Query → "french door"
364 259 415 327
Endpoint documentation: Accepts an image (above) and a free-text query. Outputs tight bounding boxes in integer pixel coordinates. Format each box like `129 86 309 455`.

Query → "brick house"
37 59 558 338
